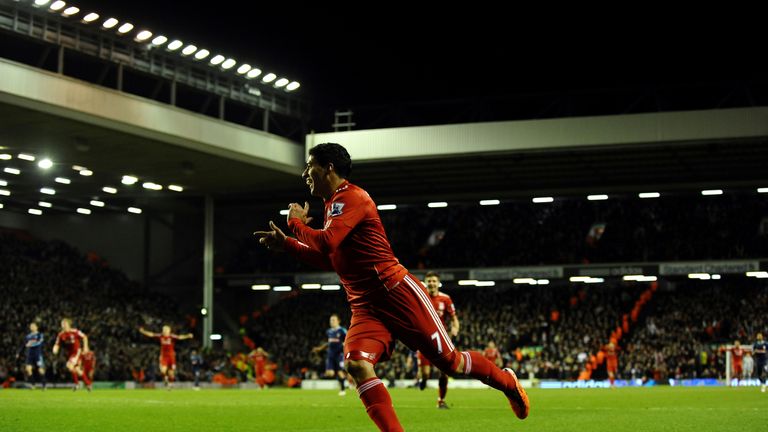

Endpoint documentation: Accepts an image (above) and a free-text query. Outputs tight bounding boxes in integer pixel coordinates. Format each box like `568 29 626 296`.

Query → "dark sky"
67 2 765 129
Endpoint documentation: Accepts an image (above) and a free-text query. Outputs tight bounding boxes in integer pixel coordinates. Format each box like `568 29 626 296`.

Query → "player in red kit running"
52 318 91 391
139 325 193 389
604 342 619 387
723 340 746 380
417 272 460 409
248 347 270 389
484 341 503 368
255 143 529 431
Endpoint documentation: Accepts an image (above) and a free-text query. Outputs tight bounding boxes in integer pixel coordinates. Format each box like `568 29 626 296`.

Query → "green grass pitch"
0 386 764 431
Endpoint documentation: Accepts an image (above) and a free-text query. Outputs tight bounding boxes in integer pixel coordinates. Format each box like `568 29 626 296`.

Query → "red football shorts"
344 273 455 367
160 353 176 369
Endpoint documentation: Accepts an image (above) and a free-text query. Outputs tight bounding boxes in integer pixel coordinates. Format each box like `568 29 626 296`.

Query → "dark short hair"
425 271 440 280
309 143 352 178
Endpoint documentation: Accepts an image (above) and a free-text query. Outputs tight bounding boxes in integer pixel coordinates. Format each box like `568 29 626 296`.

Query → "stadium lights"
79 169 93 176
475 281 495 287
194 50 210 60
0 154 11 160
221 59 236 70
428 202 448 208
151 35 168 46
262 73 277 83
513 278 538 285
532 197 554 203
117 23 134 34
480 199 500 206
301 283 321 289
0 204 3 209
273 286 292 292
40 187 55 195
321 285 341 291
537 279 550 285
758 188 768 193
286 81 301 92
251 284 271 290
0 189 10 196
746 271 768 278
168 185 183 192
38 201 52 208
55 177 70 184
275 78 289 88
377 204 397 211
209 334 222 341
102 18 119 29
127 207 142 214
688 273 711 280
246 68 262 79
82 12 99 23
62 6 79 16
0 180 6 186
18 153 35 161
236 64 252 75
90 200 105 207
72 165 87 171
209 55 225 65
4 168 20 175
711 274 721 280
200 308 208 315
135 30 153 42
181 45 198 56
167 40 183 51
142 182 163 191
458 280 478 286
588 194 608 201
28 208 43 215
38 159 53 169
623 275 658 282
49 1 65 11
639 192 661 199
102 186 117 194
279 209 289 215
77 208 92 215
121 175 138 185
569 276 604 283
34 0 51 6
701 189 723 196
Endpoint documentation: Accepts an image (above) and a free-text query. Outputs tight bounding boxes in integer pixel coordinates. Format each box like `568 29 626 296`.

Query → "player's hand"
287 202 313 225
253 221 287 252
52 345 59 355
450 328 459 337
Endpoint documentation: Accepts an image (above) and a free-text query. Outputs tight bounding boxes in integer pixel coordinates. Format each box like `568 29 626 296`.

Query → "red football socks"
462 351 512 392
357 377 403 432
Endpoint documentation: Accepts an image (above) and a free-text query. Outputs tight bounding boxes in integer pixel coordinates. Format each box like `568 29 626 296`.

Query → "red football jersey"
286 180 408 307
732 347 744 363
484 347 500 363
156 335 180 357
429 292 456 322
56 329 86 356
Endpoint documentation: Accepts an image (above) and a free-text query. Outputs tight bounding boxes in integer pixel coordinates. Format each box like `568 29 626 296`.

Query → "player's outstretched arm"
179 333 194 340
312 343 328 353
139 327 156 338
82 334 89 352
253 221 287 252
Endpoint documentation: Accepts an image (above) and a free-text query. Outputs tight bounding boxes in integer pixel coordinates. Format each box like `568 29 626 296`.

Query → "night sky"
45 2 768 129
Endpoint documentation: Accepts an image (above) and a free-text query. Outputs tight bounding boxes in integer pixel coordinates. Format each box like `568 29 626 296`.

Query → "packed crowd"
227 193 768 273
0 230 196 383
